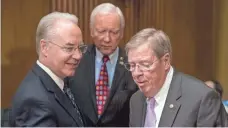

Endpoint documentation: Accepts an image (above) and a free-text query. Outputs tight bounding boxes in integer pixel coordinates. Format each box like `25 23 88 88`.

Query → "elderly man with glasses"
126 28 228 127
9 12 88 127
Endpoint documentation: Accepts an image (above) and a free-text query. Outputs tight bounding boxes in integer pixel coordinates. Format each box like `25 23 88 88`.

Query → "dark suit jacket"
130 70 228 127
9 64 85 127
69 44 138 127
1 108 10 127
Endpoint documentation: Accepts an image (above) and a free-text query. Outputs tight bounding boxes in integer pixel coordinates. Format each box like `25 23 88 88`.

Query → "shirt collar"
95 47 119 64
36 60 64 91
147 66 174 104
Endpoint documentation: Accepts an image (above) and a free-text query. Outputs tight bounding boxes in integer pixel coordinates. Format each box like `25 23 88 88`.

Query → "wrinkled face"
128 43 170 97
41 21 83 79
91 13 123 55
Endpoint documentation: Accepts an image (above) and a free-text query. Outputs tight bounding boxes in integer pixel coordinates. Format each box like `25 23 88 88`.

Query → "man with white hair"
126 28 228 127
69 3 137 127
9 12 87 127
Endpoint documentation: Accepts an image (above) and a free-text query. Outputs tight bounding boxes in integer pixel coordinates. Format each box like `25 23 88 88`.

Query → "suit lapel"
158 70 182 127
53 88 83 126
101 48 127 117
32 64 83 126
140 93 147 127
86 45 98 123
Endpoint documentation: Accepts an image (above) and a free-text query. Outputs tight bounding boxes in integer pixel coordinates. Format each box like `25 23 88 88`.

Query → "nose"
132 65 143 76
104 32 111 42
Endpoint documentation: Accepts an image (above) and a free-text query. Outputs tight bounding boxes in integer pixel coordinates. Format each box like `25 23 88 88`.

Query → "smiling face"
90 13 123 55
40 20 83 79
128 43 171 97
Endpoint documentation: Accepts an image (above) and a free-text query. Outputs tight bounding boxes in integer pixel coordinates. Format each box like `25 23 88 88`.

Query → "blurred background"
1 0 228 108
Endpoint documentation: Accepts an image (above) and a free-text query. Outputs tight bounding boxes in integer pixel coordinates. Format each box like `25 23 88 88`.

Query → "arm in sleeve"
197 90 228 127
11 98 57 127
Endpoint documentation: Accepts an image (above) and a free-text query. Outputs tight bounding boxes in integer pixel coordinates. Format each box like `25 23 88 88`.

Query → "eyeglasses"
48 41 87 54
123 59 160 72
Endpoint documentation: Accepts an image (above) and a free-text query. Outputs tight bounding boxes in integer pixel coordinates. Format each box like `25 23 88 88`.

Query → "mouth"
66 63 78 69
135 81 146 87
101 45 111 49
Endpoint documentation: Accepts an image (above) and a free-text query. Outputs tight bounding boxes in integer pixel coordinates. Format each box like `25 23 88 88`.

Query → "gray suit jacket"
130 70 228 127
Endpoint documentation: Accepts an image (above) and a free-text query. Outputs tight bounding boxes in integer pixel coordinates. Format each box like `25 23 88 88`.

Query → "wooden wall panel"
194 0 214 80
123 0 139 44
50 0 116 45
2 0 227 108
214 0 228 99
1 0 50 108
163 0 215 81
163 0 197 77
49 0 164 46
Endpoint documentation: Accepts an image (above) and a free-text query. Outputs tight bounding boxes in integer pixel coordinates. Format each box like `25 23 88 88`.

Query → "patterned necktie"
144 97 156 127
96 55 110 117
63 79 84 126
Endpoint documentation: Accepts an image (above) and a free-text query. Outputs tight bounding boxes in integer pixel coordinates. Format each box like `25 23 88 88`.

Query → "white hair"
90 3 125 29
125 28 172 60
36 12 78 55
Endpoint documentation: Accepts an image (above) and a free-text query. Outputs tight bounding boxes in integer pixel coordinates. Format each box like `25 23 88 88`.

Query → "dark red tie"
96 55 110 117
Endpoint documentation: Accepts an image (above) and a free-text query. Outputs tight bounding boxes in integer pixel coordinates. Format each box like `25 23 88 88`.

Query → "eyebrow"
65 42 84 47
65 42 75 46
96 28 120 31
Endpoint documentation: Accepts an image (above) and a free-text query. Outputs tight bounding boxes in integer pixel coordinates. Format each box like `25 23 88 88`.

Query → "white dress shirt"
147 66 174 127
36 60 64 91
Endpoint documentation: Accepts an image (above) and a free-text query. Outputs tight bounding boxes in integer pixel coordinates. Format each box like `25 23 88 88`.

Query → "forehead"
128 43 156 62
94 13 121 29
55 21 82 45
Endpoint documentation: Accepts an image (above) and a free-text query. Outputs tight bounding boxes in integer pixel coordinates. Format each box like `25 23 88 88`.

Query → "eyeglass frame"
46 40 88 55
123 58 161 72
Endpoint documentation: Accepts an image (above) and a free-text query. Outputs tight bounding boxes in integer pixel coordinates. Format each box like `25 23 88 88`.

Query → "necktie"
63 79 84 126
96 55 110 117
144 97 156 127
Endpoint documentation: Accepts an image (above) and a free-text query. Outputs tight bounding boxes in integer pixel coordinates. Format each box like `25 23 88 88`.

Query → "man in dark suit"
9 12 88 127
69 3 137 127
124 28 228 127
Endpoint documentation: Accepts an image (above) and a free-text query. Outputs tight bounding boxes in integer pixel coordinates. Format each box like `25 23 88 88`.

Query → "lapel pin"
169 104 174 109
119 57 124 65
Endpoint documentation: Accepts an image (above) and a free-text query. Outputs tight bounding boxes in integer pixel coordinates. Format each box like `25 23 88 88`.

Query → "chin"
139 86 151 97
138 85 146 92
66 71 75 77
100 48 114 55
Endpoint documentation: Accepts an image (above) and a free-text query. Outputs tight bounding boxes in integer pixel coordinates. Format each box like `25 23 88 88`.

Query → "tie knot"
64 78 68 85
102 55 110 63
63 78 69 91
147 97 156 107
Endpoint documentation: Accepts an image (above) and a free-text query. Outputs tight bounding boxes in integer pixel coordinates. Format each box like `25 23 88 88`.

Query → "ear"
90 27 95 38
40 39 49 57
163 53 171 70
119 29 124 39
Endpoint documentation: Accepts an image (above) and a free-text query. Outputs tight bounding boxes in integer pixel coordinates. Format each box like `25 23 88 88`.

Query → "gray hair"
90 3 125 29
125 28 172 59
36 12 79 55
